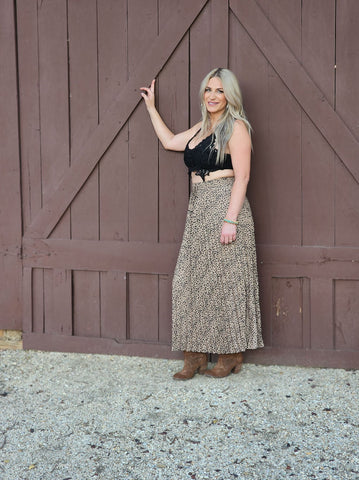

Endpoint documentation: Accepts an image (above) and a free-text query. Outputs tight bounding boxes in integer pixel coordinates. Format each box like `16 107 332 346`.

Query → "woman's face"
203 77 227 116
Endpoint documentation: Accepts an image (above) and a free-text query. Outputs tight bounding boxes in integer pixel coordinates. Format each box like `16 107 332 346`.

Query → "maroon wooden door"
15 0 359 367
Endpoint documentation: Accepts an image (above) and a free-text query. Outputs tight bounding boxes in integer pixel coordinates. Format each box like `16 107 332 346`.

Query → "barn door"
17 0 359 367
18 0 227 357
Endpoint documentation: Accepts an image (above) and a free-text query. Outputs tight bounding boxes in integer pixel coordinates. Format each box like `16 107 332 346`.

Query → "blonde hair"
199 68 252 164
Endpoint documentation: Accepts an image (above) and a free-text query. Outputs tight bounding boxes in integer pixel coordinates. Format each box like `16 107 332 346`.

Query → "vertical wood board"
0 0 22 328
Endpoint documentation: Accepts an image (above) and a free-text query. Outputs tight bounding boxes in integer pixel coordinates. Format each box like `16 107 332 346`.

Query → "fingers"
140 87 151 96
140 79 155 96
220 234 236 245
220 223 237 245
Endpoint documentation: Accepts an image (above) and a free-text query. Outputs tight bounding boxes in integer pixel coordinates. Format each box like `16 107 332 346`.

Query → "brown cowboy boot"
173 352 208 380
204 353 243 378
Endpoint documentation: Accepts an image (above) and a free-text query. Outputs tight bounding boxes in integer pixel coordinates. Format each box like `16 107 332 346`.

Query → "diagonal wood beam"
25 0 208 239
230 0 359 184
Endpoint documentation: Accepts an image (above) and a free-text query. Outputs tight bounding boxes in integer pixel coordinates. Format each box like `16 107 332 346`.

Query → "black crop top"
184 131 233 181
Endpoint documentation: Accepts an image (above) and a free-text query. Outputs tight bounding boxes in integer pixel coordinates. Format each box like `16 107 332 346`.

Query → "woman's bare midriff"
191 169 234 184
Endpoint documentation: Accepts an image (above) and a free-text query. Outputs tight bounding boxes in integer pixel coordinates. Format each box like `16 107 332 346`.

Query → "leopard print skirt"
172 177 263 354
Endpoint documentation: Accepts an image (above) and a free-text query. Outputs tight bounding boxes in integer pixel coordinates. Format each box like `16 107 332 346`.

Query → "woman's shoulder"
228 119 251 148
184 122 202 145
232 119 249 133
190 121 202 133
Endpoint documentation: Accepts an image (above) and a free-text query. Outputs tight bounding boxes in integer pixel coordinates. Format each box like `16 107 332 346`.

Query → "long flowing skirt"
172 177 263 354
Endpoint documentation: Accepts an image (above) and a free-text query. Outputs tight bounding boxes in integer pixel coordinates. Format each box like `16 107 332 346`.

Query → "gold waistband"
191 169 234 184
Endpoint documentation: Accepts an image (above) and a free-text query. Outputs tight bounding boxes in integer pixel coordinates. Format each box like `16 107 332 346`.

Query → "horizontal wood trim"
23 334 359 368
230 0 359 184
245 346 359 369
23 332 182 359
23 238 179 274
23 240 359 277
257 244 359 278
258 244 359 263
24 0 208 240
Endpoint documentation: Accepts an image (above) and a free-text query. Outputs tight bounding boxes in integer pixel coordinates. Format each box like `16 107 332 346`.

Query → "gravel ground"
1 350 358 480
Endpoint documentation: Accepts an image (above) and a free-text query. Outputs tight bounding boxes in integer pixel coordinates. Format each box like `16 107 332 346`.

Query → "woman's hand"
220 222 237 245
140 79 156 111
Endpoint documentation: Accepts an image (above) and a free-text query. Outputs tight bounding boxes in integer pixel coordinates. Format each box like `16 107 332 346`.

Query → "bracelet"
224 218 239 225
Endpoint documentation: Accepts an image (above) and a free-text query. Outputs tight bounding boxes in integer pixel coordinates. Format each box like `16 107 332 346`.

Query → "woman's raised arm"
140 79 200 151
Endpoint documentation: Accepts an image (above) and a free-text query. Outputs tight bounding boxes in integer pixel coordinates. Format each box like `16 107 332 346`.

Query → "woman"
140 68 263 379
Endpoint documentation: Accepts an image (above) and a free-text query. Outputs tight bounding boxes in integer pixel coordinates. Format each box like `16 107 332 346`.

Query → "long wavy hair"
199 68 252 164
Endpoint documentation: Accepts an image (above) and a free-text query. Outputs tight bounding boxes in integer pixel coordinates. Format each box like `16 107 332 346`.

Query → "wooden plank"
68 0 99 241
257 245 359 265
43 269 53 334
37 0 70 238
50 269 72 335
271 277 303 349
98 0 129 241
23 332 183 359
245 347 359 369
189 0 228 123
16 0 42 228
301 1 335 246
25 0 208 239
241 0 303 246
229 7 271 245
23 238 180 273
99 128 129 241
73 271 100 337
0 0 22 329
128 274 159 342
189 1 211 123
21 331 359 369
97 0 128 116
336 0 359 141
335 157 359 247
128 0 158 242
128 106 158 241
259 264 359 281
100 271 127 340
335 1 359 247
230 0 359 184
265 64 301 245
302 114 335 246
210 0 229 67
127 0 159 344
302 0 335 108
157 3 191 345
302 277 311 349
334 280 359 350
32 269 44 334
158 274 172 344
23 238 359 276
67 0 101 341
310 278 333 349
157 22 189 243
260 0 302 60
22 267 33 333
257 267 271 347
36 0 70 336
